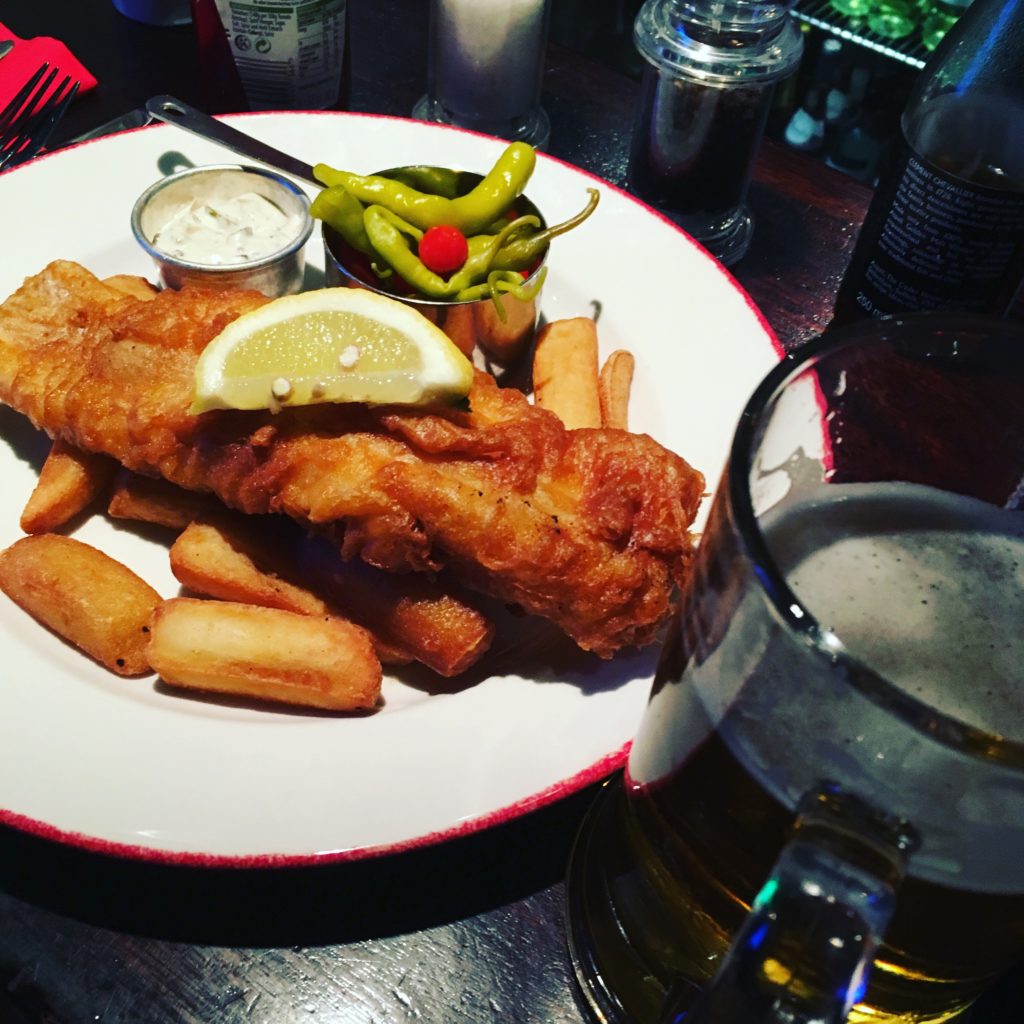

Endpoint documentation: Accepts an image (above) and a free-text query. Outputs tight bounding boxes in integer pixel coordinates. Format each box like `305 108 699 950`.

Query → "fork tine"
31 73 77 120
6 77 75 145
51 76 79 109
22 66 59 115
0 65 59 141
0 62 50 131
4 71 73 144
0 74 80 171
21 80 80 161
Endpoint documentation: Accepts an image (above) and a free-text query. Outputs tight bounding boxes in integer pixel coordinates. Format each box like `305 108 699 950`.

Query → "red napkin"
0 23 98 113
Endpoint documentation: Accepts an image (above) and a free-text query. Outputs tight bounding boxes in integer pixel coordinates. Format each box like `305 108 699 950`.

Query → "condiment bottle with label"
626 0 803 266
189 0 351 113
831 0 1024 324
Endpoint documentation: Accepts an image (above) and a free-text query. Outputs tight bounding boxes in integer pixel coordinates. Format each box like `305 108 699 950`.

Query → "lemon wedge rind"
190 288 474 415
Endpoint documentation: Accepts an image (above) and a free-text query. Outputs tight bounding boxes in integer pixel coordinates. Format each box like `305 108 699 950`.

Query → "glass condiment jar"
627 0 803 265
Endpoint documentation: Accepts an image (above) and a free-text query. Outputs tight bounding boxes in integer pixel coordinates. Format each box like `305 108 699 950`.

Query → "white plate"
0 112 780 864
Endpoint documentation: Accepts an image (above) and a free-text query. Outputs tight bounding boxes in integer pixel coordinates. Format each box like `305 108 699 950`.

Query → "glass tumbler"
412 0 551 148
566 314 1024 1024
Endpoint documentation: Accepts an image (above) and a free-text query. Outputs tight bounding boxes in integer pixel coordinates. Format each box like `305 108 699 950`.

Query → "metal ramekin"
322 168 546 367
131 164 314 297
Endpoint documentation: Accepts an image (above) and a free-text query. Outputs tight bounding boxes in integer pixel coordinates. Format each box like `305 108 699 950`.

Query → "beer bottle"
831 0 1024 325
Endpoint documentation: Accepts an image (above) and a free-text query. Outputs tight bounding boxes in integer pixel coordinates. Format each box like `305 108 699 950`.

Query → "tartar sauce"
152 192 302 265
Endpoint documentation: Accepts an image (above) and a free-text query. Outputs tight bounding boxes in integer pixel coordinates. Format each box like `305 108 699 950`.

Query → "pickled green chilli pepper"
309 185 373 255
310 142 599 312
363 206 546 304
314 142 537 235
374 165 469 200
490 189 600 272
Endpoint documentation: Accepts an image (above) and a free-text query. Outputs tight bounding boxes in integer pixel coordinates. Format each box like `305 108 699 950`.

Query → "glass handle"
663 787 916 1024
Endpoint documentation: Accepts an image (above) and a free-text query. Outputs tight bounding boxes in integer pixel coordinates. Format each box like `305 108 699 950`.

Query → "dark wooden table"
1 2 1019 1022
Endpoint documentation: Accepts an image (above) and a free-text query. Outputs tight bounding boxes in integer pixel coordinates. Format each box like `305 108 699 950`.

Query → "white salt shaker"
413 0 551 149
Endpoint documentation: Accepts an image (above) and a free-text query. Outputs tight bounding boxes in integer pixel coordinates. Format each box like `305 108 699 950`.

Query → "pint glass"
567 315 1024 1024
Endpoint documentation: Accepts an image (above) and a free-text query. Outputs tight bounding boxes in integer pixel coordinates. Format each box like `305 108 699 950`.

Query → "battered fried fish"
0 261 704 657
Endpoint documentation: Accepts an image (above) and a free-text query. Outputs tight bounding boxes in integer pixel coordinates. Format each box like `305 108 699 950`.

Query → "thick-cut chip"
169 519 410 665
171 520 329 615
107 471 221 531
20 438 116 534
0 534 160 675
148 598 382 711
113 467 493 675
532 317 602 430
169 515 494 673
302 536 494 677
599 349 635 431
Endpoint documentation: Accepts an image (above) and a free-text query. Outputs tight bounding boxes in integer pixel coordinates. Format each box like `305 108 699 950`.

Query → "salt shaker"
412 0 551 149
627 0 803 265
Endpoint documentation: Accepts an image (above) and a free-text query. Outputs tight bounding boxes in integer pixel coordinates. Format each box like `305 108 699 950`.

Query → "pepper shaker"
627 0 803 265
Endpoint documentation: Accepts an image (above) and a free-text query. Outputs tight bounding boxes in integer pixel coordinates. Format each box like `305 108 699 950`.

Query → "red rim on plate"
0 112 780 866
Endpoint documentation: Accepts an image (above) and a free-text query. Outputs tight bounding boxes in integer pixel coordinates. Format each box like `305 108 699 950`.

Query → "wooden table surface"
0 2 1019 1022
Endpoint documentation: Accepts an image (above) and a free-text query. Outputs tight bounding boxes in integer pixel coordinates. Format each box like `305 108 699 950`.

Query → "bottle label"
850 149 1024 318
213 0 347 110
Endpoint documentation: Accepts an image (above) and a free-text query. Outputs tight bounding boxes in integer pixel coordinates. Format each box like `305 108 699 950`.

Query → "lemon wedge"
190 288 474 414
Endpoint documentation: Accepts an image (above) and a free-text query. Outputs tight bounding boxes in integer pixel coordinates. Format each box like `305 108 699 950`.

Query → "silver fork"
0 62 80 172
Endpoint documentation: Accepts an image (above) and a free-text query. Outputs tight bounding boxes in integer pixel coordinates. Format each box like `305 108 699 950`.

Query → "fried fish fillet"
0 261 704 656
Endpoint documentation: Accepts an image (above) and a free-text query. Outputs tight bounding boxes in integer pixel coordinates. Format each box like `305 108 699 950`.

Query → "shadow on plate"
0 406 51 474
0 777 604 946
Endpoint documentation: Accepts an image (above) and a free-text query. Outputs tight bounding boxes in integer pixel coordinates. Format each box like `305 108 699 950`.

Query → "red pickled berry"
419 224 469 275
